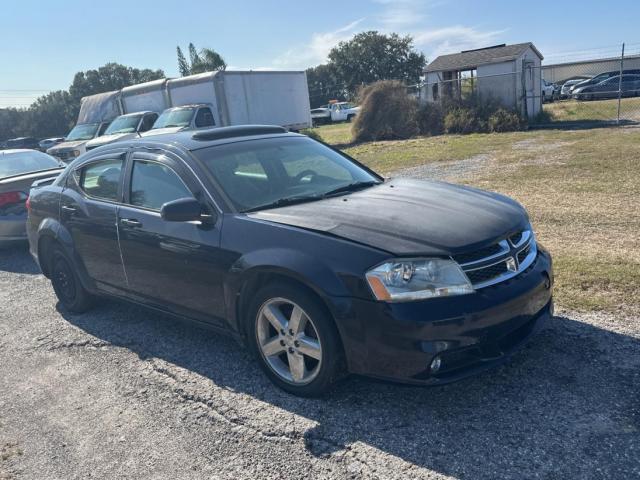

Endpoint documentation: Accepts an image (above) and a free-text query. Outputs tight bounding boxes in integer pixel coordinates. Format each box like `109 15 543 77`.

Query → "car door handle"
120 218 142 228
61 205 76 215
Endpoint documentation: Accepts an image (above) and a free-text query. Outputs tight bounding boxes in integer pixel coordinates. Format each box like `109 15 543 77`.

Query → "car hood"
47 140 87 153
249 178 529 256
86 132 135 148
140 127 186 137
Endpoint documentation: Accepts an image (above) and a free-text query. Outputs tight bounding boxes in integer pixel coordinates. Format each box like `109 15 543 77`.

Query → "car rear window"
0 151 60 179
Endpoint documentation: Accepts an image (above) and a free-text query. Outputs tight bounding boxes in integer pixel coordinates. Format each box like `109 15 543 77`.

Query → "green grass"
544 97 640 123
311 122 640 315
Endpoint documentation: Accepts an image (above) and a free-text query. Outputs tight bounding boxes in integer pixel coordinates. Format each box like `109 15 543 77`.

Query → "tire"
347 114 355 123
541 92 546 103
245 281 344 397
50 246 94 313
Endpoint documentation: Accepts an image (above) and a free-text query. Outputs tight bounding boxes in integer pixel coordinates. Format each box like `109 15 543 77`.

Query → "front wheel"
50 247 95 313
246 282 344 396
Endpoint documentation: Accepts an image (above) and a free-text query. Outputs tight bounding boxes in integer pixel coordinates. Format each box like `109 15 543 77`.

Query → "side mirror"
160 197 204 222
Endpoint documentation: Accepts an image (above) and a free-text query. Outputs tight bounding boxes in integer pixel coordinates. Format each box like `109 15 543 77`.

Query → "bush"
444 107 482 134
487 108 524 133
416 103 444 136
352 80 419 142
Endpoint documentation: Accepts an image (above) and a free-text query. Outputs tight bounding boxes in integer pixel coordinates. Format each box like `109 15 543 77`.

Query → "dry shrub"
352 80 419 142
416 103 444 136
487 108 524 132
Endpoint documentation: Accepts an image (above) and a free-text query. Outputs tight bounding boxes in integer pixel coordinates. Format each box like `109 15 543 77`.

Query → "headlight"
365 258 474 302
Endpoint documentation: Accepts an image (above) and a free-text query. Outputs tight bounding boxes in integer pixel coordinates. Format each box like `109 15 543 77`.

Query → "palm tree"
176 43 226 76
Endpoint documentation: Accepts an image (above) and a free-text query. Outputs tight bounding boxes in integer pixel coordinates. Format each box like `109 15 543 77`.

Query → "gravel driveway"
1 244 639 479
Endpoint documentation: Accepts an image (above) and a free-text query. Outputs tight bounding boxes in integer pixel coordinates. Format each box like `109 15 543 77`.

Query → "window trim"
73 154 126 204
194 106 215 128
124 156 196 213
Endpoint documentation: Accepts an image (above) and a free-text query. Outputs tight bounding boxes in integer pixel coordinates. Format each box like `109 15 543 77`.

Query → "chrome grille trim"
453 229 537 289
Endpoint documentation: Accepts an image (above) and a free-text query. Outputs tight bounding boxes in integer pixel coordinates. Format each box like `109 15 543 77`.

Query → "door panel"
60 157 126 290
117 155 226 323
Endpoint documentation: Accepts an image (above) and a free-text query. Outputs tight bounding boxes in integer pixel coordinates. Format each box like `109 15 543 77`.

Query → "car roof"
117 111 155 118
164 104 209 110
89 125 303 154
0 148 41 155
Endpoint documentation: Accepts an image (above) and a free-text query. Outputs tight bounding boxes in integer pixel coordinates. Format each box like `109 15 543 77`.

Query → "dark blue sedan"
27 125 553 396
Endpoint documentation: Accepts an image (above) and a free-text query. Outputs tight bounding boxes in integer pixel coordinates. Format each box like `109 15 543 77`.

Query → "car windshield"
66 123 100 141
0 150 60 178
195 136 381 212
152 108 195 129
105 115 142 134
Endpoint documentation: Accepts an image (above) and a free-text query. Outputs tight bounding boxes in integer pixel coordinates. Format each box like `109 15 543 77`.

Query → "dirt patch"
392 153 494 181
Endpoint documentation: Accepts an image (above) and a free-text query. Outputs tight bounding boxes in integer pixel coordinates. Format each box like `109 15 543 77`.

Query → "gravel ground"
1 244 639 480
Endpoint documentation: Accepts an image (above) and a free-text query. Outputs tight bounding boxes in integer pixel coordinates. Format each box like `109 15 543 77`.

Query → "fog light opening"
430 356 442 374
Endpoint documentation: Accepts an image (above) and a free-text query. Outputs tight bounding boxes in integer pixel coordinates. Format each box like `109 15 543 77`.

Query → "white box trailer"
121 78 169 114
166 70 311 130
49 70 311 160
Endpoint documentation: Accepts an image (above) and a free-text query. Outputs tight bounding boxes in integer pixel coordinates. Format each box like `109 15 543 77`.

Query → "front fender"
224 247 354 336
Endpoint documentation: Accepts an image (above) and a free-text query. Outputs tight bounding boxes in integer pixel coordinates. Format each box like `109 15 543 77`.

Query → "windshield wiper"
243 195 322 213
159 124 187 128
322 180 381 197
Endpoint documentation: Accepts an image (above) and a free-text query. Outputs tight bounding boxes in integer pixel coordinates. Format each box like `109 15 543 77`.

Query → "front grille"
465 261 509 284
452 243 504 265
454 229 536 289
517 244 531 264
509 231 524 246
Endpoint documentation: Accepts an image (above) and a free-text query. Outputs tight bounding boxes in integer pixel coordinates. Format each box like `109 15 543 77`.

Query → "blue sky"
1 0 639 107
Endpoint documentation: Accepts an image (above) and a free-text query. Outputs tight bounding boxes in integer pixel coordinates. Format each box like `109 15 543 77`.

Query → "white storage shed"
422 43 544 119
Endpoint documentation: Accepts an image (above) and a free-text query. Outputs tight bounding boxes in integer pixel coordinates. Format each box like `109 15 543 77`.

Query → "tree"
69 63 165 103
176 43 226 76
0 63 165 141
327 31 426 98
306 64 342 108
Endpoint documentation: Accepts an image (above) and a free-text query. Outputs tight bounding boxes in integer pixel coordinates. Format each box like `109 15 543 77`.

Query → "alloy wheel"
256 298 323 385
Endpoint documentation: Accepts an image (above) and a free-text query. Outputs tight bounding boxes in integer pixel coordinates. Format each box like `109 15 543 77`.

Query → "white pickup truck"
311 102 360 125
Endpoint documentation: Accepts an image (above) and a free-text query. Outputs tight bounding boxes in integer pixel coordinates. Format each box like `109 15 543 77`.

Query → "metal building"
542 54 640 83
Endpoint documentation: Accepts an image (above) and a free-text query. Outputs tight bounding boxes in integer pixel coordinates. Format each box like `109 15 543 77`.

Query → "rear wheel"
246 282 344 396
50 247 94 313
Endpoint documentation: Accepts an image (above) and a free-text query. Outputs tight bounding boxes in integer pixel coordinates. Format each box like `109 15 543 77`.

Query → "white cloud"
272 19 365 69
413 26 507 59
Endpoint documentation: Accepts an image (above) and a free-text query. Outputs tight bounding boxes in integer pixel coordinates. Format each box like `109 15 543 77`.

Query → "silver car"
0 150 63 243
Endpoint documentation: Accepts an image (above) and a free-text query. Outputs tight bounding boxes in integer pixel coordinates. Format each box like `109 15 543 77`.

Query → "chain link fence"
419 43 640 128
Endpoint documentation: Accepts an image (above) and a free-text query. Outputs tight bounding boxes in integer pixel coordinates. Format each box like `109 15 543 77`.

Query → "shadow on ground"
53 288 640 478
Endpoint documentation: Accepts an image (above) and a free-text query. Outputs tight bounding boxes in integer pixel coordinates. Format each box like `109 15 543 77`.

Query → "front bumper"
334 247 553 384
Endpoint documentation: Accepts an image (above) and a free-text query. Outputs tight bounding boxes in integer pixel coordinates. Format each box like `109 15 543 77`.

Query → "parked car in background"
541 80 555 103
142 104 215 137
47 122 111 162
5 137 40 150
27 125 553 396
570 69 640 94
0 150 63 244
85 111 159 151
573 74 640 100
311 101 360 125
561 79 586 99
38 137 65 152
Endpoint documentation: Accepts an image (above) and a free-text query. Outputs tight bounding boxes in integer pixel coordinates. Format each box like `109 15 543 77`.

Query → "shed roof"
425 43 543 73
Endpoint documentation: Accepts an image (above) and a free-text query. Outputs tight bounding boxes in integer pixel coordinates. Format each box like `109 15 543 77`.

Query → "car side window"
129 160 193 211
78 159 123 201
140 114 158 132
195 107 215 128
